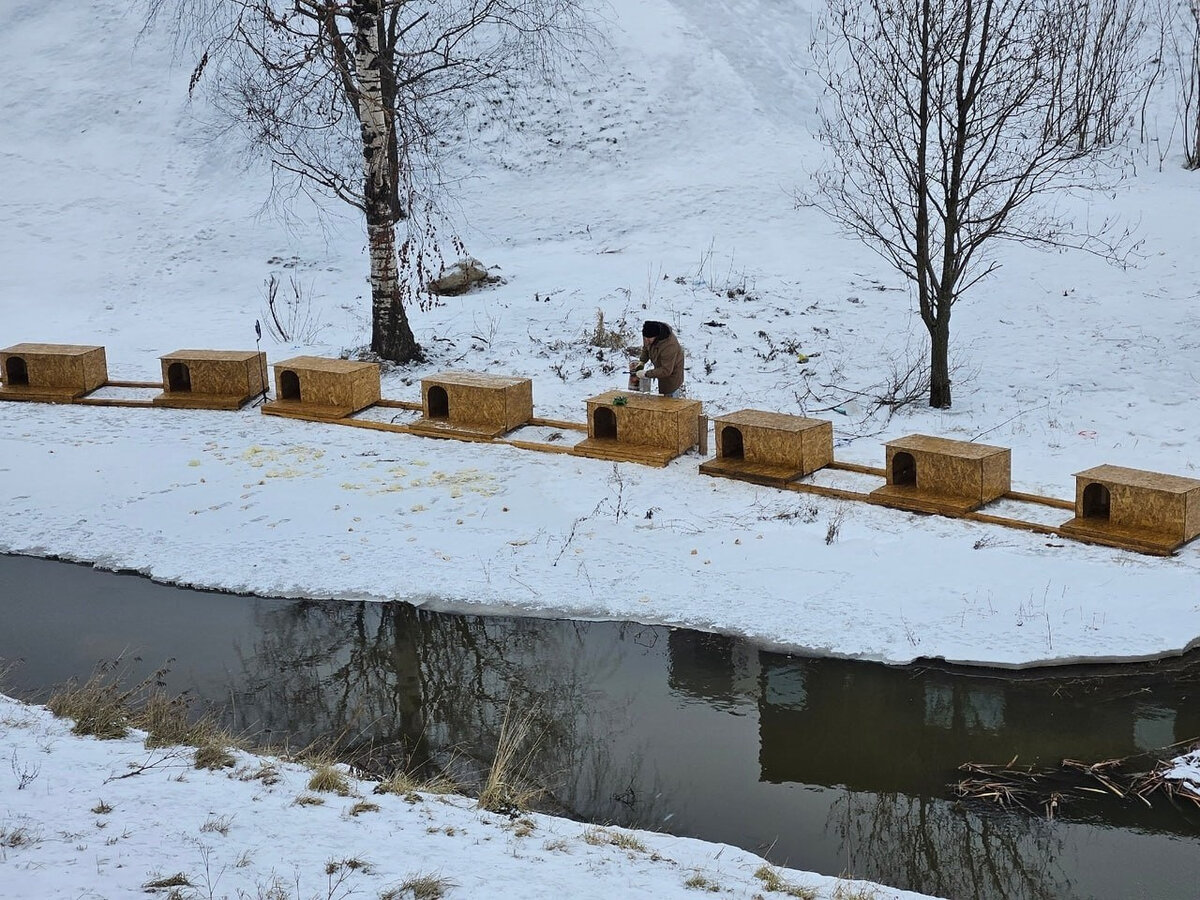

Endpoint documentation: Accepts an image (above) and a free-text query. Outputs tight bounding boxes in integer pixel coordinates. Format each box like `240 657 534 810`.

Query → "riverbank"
0 692 937 900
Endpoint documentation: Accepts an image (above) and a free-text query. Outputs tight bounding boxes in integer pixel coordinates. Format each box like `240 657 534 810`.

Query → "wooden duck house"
1059 465 1200 554
699 409 833 486
572 390 702 467
870 434 1010 515
409 371 533 439
261 355 380 419
0 343 108 402
153 350 268 410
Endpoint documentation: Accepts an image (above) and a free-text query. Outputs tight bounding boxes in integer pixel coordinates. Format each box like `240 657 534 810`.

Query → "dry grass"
0 825 38 849
509 816 536 838
376 767 460 799
384 873 455 900
239 762 281 785
46 672 135 739
200 814 233 836
582 826 647 853
832 884 880 900
586 308 635 350
138 691 200 748
194 739 236 771
684 872 723 892
46 665 243 776
477 700 546 814
349 800 380 816
142 872 193 890
91 800 113 815
294 794 325 807
307 763 352 796
754 865 817 899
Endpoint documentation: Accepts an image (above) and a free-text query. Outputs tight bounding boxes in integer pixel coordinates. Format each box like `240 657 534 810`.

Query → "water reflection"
3 554 1200 900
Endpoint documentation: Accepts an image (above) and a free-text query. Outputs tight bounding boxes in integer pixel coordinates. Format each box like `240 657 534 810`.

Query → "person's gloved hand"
636 367 649 379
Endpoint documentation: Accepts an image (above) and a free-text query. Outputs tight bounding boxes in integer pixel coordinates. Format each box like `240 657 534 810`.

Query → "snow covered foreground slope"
0 693 938 900
0 0 1198 675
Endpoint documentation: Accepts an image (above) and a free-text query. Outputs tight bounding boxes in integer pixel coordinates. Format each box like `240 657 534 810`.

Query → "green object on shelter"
612 395 628 406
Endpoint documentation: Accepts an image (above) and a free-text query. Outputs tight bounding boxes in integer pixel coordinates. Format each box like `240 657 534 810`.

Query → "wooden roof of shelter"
161 349 263 362
887 434 1007 459
717 408 827 433
274 355 374 374
583 389 698 414
424 371 529 389
4 342 104 356
1074 464 1200 493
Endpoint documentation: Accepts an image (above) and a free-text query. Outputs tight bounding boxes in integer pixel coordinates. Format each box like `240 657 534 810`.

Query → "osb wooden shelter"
1059 464 1200 553
699 409 833 487
0 343 108 403
153 350 268 410
261 355 380 419
870 434 1011 515
409 371 533 439
573 390 702 467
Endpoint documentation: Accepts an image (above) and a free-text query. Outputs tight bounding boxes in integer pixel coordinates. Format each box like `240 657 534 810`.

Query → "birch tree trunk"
351 1 421 363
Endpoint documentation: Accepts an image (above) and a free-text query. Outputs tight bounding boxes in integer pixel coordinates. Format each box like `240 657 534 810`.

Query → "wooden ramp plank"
261 400 355 420
74 398 157 408
699 457 806 488
571 437 677 468
0 386 88 403
1059 516 1183 555
408 417 510 439
870 483 981 515
152 393 257 410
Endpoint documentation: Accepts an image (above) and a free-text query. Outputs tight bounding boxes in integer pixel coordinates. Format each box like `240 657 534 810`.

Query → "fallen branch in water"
953 740 1200 819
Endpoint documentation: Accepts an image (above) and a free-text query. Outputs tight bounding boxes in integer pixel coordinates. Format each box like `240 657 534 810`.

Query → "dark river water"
2 553 1199 900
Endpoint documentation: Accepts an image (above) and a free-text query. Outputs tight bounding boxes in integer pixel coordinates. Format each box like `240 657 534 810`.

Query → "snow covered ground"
1 693 934 900
1 0 1199 895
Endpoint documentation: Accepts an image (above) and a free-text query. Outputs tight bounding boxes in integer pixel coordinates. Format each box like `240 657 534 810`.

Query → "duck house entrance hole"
1082 482 1112 520
720 426 745 459
279 370 301 401
594 406 617 440
4 356 28 386
892 451 916 486
167 362 192 392
428 385 449 419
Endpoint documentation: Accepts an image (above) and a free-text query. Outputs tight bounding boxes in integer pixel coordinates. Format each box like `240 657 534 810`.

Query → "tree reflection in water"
829 790 1070 900
225 600 669 826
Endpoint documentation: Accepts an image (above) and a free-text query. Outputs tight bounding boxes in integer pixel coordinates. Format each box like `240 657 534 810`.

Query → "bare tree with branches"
1159 0 1200 167
809 0 1141 408
147 0 591 363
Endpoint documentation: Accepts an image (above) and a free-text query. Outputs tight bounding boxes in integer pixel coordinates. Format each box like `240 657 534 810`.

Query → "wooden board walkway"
0 374 1183 556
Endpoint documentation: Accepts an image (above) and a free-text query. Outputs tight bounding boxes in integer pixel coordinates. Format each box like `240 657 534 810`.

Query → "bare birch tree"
148 0 591 363
810 0 1139 408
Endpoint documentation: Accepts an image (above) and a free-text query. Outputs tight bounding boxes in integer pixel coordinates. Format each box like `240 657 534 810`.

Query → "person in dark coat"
630 320 686 397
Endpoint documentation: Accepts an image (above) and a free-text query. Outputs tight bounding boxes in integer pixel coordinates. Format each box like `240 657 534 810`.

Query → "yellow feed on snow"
236 445 327 479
